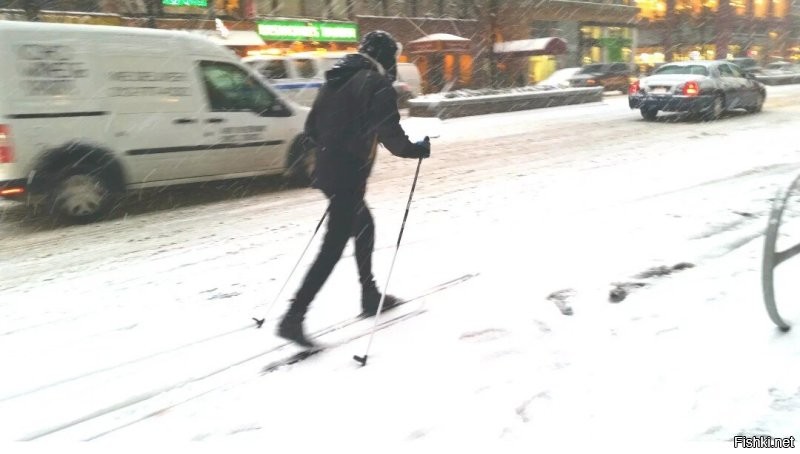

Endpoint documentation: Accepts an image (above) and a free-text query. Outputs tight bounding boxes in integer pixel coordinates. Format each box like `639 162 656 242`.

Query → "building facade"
635 0 797 65
2 0 798 88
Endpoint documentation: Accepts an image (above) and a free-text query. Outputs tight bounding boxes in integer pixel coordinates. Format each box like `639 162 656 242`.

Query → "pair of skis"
261 273 477 374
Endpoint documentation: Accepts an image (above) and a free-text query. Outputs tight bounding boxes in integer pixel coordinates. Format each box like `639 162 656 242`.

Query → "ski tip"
353 355 368 366
253 317 265 328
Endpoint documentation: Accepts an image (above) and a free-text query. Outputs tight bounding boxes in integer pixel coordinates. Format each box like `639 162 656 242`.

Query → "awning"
406 33 472 54
493 37 568 56
197 30 266 47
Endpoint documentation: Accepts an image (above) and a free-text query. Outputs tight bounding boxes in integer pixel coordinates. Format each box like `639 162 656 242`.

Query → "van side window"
292 59 317 78
257 60 289 79
199 61 284 115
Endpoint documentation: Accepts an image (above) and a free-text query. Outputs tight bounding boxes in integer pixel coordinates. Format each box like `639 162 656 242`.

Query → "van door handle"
205 118 226 124
173 118 197 124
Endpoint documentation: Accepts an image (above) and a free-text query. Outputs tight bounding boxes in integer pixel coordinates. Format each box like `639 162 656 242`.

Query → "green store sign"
257 20 359 43
162 0 208 7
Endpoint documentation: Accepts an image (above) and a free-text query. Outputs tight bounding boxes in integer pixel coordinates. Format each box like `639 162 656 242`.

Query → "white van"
244 53 423 107
0 21 316 223
243 52 348 106
394 62 423 107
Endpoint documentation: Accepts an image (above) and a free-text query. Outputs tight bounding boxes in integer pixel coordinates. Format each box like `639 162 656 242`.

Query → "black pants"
288 189 375 318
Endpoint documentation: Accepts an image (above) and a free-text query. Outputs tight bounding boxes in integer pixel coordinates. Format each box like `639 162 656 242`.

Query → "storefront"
492 37 568 84
579 25 634 65
406 33 474 93
252 19 359 56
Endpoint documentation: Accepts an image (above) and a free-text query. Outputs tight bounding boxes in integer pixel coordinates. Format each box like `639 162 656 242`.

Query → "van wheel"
286 137 316 187
50 165 113 224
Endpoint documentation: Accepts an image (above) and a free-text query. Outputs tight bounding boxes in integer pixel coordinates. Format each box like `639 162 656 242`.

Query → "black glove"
413 136 431 159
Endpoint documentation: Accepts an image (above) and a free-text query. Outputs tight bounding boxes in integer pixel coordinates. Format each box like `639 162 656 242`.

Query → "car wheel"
49 165 113 224
703 95 724 121
747 93 764 113
286 136 316 187
640 107 658 121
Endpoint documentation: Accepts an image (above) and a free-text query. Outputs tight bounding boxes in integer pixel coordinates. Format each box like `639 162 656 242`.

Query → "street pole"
489 0 498 87
23 0 40 22
146 0 157 28
208 0 217 22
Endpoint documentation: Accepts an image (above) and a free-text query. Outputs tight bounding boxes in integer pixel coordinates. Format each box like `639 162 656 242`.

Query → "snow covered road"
2 86 800 448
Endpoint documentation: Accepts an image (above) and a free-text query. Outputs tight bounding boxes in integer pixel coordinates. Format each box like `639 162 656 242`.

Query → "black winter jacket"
304 53 424 194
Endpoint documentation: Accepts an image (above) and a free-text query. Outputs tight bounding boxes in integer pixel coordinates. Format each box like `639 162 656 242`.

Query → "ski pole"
253 205 329 328
354 150 426 366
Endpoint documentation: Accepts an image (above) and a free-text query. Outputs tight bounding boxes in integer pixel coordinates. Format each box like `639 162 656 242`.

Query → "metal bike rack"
762 173 800 331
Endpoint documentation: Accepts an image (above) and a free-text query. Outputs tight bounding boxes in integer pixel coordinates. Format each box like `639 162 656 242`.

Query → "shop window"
636 0 666 19
773 0 788 17
444 54 456 85
754 0 767 17
459 55 473 86
730 0 746 15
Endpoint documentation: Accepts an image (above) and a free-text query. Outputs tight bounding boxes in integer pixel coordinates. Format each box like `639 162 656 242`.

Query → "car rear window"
578 64 607 74
653 65 709 76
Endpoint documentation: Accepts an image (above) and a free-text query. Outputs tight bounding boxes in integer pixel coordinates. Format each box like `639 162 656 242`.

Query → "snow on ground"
3 88 800 451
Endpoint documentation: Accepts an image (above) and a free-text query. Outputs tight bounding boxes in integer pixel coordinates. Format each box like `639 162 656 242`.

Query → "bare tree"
345 0 355 19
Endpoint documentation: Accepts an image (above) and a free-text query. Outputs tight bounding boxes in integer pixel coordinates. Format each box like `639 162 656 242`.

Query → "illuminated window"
754 0 767 17
773 0 788 17
730 0 746 15
636 0 667 19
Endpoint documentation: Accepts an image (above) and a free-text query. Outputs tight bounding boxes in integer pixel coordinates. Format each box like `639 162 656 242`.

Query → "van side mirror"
258 102 292 117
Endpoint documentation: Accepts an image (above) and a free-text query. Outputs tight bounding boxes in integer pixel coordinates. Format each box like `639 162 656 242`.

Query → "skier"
277 31 431 347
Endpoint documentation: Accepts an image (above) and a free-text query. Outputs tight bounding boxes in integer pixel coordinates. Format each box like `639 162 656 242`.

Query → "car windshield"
577 64 606 74
653 65 709 76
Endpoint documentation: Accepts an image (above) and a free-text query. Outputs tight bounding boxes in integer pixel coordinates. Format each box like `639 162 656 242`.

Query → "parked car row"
566 62 634 93
754 61 800 85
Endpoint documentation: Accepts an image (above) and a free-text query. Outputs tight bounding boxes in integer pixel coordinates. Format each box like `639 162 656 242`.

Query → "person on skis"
277 30 431 347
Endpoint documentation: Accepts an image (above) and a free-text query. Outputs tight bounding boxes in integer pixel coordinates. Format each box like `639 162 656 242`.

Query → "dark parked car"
726 57 763 75
568 62 634 93
755 61 800 85
628 60 766 121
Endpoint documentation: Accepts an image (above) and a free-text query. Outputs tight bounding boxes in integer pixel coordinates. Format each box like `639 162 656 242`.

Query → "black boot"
277 305 315 348
361 281 403 317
